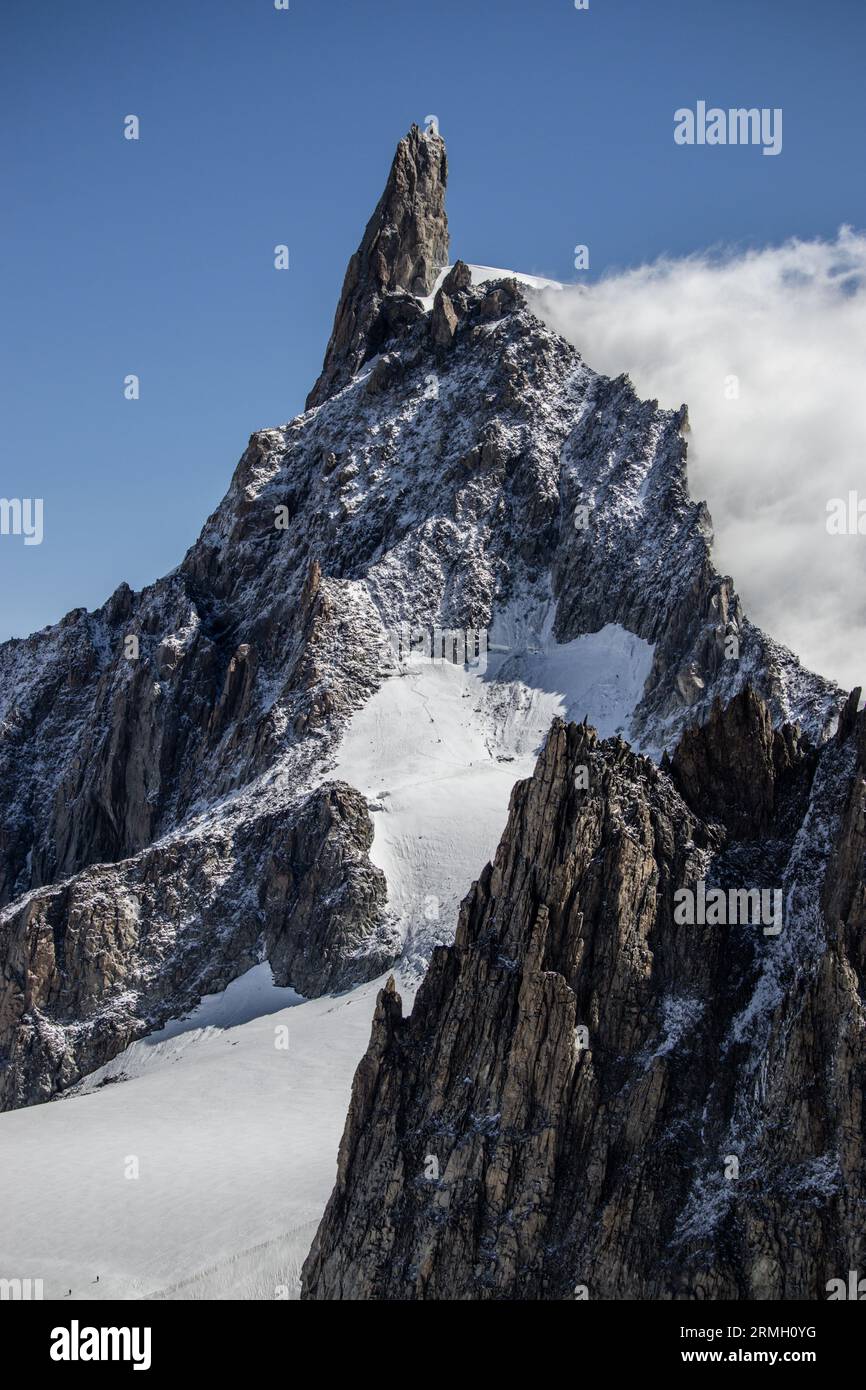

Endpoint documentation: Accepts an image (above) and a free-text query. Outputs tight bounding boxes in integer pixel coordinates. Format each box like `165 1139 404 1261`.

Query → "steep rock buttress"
302 693 866 1300
306 124 449 408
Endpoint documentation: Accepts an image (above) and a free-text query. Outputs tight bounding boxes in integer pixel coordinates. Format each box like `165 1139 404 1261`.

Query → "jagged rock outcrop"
306 124 449 408
429 288 459 348
0 781 394 1109
668 686 809 838
302 696 866 1300
824 689 866 944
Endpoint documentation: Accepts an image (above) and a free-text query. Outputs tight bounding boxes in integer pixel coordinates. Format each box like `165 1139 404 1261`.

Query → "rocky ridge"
303 689 866 1300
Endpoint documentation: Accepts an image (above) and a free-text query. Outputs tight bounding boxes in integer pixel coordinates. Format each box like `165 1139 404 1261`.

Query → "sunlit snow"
335 617 654 968
0 965 401 1300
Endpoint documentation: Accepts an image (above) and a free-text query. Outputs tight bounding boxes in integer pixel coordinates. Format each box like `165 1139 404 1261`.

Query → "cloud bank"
536 228 866 696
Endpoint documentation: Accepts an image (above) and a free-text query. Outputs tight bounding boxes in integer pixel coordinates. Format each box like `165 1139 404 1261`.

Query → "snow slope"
335 617 654 970
418 263 564 310
0 620 652 1300
468 263 564 293
0 965 401 1301
0 624 651 1301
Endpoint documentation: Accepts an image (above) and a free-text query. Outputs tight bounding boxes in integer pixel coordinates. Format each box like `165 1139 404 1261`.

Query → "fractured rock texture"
306 124 449 408
303 697 866 1300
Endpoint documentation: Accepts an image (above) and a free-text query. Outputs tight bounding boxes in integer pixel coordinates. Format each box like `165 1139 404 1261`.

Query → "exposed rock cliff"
302 693 866 1300
0 781 394 1110
306 124 449 408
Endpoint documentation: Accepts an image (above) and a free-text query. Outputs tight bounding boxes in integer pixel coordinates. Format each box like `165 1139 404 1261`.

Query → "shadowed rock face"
302 695 866 1301
306 124 449 409
668 686 811 840
0 781 394 1110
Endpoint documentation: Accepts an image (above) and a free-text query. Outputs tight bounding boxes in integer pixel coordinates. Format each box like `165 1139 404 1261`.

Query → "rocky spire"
306 124 450 409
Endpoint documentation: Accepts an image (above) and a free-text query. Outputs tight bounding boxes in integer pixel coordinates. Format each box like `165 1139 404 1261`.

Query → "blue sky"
1 0 864 641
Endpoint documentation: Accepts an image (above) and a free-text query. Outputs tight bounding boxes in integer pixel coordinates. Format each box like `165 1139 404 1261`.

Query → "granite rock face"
0 781 393 1110
303 696 866 1300
306 124 449 408
668 686 808 839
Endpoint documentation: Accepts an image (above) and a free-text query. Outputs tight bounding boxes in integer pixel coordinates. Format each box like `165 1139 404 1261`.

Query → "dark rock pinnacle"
306 124 450 409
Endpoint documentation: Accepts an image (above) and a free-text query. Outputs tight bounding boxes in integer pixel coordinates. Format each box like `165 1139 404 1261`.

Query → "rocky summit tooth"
306 123 449 410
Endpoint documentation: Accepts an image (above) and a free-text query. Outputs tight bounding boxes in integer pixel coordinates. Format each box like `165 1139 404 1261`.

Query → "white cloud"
535 228 866 696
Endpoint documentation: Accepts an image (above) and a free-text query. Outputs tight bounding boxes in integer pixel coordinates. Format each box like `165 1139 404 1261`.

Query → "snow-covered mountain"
1 125 860 1302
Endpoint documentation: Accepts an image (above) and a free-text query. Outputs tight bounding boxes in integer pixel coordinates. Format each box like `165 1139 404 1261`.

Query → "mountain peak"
306 124 450 408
